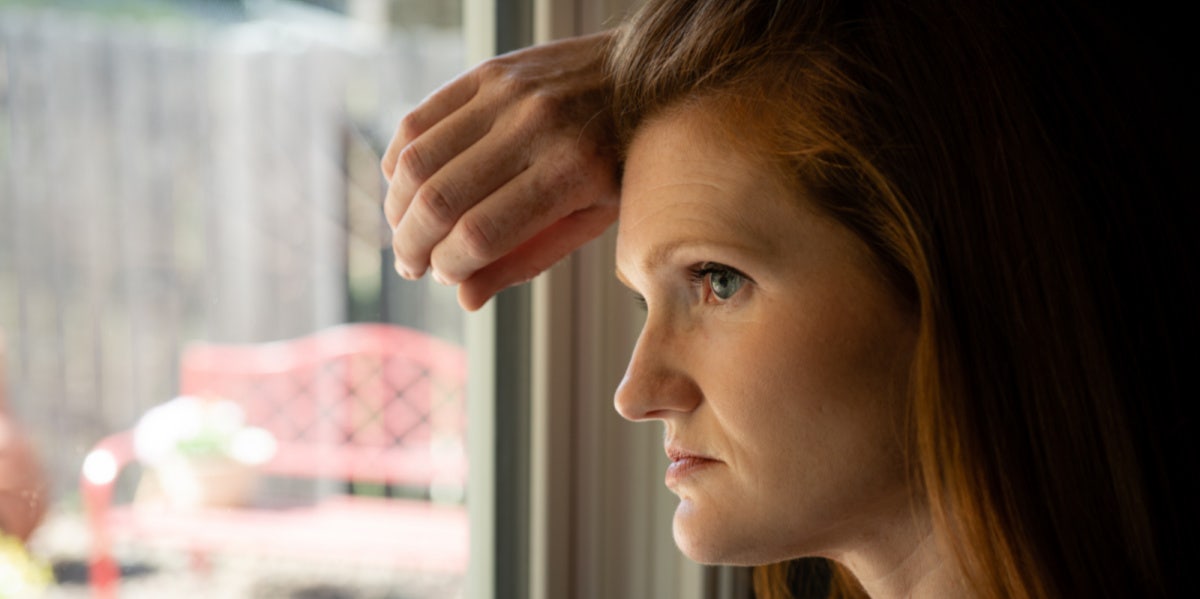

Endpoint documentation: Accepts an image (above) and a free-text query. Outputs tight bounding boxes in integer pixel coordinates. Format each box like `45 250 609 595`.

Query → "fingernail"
431 269 449 285
394 259 424 280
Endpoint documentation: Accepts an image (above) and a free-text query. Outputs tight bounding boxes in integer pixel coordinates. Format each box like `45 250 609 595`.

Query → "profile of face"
614 105 919 566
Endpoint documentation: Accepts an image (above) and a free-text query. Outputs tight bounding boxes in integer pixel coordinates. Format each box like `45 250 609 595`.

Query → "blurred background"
0 0 469 596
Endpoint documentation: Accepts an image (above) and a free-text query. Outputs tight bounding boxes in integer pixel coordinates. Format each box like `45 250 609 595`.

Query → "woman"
383 1 1196 597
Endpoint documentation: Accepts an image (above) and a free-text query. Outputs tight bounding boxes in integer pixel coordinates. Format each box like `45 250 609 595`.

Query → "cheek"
692 315 834 448
695 297 908 467
704 308 844 413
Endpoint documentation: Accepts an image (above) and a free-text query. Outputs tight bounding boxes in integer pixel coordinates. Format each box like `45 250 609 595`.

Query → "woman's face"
614 105 918 565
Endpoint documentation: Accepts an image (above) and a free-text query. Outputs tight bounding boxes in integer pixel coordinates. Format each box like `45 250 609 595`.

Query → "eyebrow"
614 236 769 288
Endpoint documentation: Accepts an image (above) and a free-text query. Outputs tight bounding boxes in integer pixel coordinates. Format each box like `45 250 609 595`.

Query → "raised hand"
382 31 620 310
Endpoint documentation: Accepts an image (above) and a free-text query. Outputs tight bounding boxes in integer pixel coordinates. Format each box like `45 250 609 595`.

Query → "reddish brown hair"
609 1 1196 597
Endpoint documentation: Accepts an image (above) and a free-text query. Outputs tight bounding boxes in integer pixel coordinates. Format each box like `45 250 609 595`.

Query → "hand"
382 31 620 311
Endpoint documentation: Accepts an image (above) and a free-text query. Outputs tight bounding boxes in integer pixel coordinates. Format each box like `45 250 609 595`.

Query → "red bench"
80 323 469 596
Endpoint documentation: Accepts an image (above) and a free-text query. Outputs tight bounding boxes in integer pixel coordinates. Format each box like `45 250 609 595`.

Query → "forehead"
616 106 805 268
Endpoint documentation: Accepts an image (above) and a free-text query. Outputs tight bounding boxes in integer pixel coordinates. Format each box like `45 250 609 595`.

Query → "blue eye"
693 263 747 302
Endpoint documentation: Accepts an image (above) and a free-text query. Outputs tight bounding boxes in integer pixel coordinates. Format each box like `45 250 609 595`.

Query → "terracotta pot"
155 455 258 509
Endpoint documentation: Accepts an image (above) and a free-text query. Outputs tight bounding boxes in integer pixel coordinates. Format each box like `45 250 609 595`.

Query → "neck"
829 505 973 599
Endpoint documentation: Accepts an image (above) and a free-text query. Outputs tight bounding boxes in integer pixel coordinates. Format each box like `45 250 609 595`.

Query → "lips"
665 445 720 489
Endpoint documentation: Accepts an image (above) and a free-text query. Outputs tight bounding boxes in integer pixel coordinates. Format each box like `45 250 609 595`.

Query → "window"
1 1 472 596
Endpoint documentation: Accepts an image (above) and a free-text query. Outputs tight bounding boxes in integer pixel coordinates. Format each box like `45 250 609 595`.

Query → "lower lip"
666 457 719 488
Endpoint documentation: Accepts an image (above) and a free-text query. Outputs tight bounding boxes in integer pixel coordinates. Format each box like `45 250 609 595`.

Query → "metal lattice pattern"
176 324 467 485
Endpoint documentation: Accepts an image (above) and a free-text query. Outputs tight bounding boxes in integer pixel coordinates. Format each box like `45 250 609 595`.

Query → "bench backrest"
177 324 467 488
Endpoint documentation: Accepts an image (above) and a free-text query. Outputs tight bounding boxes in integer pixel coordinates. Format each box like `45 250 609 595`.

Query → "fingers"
381 76 489 242
381 73 481 179
383 98 501 232
390 125 533 278
414 148 615 285
382 31 621 301
456 204 619 311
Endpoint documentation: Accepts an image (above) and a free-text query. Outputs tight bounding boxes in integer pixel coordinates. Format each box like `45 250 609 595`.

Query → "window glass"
0 1 468 596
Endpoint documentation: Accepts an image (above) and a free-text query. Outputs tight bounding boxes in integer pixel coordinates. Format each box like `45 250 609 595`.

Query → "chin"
672 504 779 566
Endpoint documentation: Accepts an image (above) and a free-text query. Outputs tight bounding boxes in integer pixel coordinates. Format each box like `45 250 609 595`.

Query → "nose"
613 317 702 421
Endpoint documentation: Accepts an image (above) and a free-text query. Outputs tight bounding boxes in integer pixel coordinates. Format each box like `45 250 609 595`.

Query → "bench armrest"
80 430 136 593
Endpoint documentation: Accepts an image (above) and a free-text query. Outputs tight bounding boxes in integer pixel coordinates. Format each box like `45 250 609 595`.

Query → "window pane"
0 1 468 597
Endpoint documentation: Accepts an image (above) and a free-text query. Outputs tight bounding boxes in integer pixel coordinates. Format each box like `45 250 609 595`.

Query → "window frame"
466 1 727 596
525 2 710 599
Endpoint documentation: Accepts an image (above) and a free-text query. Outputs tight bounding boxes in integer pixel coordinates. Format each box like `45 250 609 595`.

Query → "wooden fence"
0 7 464 499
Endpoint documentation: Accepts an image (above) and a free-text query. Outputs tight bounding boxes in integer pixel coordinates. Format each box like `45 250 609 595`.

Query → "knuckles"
516 89 567 127
412 181 459 230
457 212 501 262
472 57 510 83
396 111 425 148
476 59 570 127
476 58 536 99
396 141 435 184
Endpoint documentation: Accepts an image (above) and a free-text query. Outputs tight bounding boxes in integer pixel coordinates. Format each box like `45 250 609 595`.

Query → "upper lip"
665 444 717 462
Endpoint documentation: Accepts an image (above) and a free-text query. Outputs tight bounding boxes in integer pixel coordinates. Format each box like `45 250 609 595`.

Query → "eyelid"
689 262 752 303
622 262 752 311
688 262 753 285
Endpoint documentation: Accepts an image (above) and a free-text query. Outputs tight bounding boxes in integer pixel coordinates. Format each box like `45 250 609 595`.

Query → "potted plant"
133 396 276 510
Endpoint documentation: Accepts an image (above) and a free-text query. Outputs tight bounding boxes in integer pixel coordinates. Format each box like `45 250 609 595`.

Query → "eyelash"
691 261 734 294
628 262 752 311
